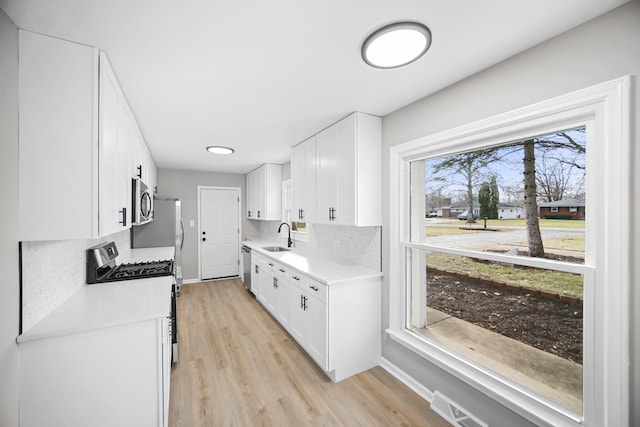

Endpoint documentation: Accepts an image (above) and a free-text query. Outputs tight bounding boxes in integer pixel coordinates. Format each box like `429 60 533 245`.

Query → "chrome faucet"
277 222 293 248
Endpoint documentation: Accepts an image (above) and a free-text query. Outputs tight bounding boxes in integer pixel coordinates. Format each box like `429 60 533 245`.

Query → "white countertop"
18 277 172 344
242 239 382 285
18 246 175 344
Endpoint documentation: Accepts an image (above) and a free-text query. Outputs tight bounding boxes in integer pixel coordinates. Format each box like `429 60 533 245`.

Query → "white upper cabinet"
18 31 154 240
291 136 317 223
99 53 132 236
246 164 282 221
131 122 156 191
294 112 381 227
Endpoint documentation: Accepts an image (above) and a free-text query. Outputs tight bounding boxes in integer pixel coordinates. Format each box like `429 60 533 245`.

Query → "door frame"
197 185 242 282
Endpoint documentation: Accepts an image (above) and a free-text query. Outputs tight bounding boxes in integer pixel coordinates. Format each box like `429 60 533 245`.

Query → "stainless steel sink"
261 246 290 252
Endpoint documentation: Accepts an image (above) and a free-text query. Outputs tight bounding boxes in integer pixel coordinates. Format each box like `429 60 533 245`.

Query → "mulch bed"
427 272 583 364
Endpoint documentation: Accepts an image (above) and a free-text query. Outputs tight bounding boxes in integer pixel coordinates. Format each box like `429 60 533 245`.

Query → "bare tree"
523 140 545 257
432 150 502 223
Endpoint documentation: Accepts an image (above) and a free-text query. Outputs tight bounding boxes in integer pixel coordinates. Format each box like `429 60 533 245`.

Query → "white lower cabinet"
254 254 290 330
19 317 171 427
253 251 381 382
290 274 328 370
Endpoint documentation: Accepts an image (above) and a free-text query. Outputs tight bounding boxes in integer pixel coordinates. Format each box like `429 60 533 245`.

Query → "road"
424 224 584 253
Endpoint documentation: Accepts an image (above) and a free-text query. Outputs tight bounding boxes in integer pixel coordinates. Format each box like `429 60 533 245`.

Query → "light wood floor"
169 279 450 427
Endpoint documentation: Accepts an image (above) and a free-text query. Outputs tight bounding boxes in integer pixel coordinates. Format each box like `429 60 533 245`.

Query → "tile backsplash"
20 230 131 331
257 221 381 271
306 224 381 270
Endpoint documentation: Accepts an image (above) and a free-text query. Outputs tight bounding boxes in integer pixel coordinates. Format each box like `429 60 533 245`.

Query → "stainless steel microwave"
132 178 152 225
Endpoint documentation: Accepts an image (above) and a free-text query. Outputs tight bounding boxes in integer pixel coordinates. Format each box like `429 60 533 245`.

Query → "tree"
432 150 501 223
523 139 545 257
505 128 586 258
535 134 586 202
478 176 499 219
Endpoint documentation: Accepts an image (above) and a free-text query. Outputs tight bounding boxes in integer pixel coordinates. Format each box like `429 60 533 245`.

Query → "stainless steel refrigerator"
131 197 184 294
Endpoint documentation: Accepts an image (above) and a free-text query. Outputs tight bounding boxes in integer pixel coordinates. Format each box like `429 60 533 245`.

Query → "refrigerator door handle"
180 220 185 249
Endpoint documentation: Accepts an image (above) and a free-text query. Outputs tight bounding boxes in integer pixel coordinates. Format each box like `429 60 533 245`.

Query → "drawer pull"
309 285 319 292
279 268 285 273
268 263 274 267
292 276 300 281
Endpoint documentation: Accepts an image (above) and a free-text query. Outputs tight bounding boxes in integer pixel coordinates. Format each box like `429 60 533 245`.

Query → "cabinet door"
306 294 328 370
289 286 305 345
99 55 130 235
292 137 316 223
255 167 266 219
276 278 290 330
256 257 269 305
316 126 337 224
333 114 356 225
246 170 256 219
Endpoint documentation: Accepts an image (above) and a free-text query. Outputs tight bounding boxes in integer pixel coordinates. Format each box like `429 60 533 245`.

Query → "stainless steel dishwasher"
241 245 252 294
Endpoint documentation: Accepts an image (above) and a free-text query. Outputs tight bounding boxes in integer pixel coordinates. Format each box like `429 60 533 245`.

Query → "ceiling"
0 0 628 174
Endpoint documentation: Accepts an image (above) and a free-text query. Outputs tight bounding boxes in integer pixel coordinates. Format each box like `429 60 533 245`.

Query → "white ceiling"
0 0 628 174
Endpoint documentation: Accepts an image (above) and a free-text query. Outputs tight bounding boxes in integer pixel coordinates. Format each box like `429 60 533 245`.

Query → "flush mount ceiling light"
361 22 432 69
206 145 235 155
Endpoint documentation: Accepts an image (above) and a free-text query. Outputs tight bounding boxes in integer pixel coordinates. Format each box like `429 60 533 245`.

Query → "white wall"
0 8 19 427
157 168 248 281
381 2 640 425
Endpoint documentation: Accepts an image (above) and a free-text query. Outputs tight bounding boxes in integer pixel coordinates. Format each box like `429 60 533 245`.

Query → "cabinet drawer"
290 272 326 304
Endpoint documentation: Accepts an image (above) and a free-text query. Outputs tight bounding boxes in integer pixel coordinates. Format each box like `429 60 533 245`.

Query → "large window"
388 77 630 427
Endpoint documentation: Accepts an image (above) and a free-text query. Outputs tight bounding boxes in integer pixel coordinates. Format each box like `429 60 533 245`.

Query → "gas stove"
86 241 173 284
86 241 179 363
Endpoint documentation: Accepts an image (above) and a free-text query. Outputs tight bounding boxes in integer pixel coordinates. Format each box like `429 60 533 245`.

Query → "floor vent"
430 391 487 427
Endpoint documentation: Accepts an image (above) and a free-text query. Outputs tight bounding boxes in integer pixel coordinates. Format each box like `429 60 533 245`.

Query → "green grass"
426 252 584 298
510 235 585 252
425 226 484 236
437 218 585 229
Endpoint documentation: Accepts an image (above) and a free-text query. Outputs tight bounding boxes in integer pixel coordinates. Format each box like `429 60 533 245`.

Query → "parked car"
457 211 479 220
427 211 438 218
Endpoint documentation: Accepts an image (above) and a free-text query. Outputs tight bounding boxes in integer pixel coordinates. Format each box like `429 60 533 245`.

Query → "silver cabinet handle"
309 285 319 292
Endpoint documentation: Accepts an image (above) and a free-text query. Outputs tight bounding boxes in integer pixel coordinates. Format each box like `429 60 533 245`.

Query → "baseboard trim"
182 278 200 284
379 357 435 403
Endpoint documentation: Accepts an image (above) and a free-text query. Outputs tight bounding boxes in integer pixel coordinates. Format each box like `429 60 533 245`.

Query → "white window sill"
385 328 583 427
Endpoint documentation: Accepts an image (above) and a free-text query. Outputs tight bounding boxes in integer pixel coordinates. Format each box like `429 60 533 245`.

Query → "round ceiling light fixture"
206 145 235 155
361 22 432 69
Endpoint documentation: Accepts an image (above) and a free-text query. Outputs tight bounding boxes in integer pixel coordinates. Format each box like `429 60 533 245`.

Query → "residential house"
439 199 523 219
539 198 586 220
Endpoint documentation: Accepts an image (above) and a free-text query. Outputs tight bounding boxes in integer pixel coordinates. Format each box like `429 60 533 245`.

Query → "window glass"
410 127 586 415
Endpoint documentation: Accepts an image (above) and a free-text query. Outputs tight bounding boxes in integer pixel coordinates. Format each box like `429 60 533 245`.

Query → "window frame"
551 206 560 213
388 76 630 427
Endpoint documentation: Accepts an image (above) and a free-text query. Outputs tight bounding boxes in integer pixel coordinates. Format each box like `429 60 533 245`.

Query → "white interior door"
199 187 240 280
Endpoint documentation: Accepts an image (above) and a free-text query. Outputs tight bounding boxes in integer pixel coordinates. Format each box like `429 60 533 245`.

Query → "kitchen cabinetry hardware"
279 268 285 273
292 275 300 281
255 265 259 274
248 210 252 217
269 263 274 267
273 277 278 288
136 164 142 179
201 237 206 241
309 285 319 292
302 295 308 310
119 208 127 226
257 210 261 218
